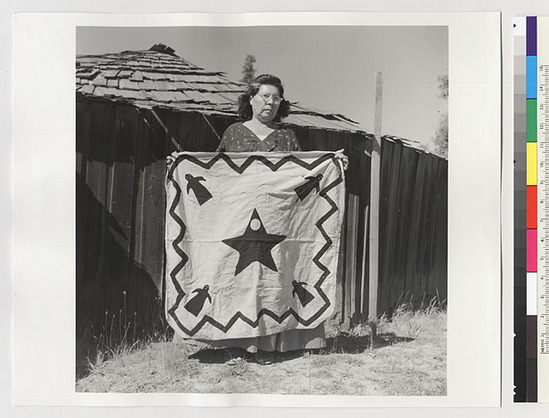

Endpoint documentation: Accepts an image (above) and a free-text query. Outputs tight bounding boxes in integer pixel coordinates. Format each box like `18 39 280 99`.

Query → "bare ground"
76 310 446 396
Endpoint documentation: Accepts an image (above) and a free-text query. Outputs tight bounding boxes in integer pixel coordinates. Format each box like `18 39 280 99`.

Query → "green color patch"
527 99 538 142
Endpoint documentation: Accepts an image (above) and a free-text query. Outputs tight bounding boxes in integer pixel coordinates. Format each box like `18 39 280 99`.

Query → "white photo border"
12 11 501 407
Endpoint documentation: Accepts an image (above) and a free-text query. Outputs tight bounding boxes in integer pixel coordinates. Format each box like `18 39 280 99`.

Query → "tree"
438 74 448 101
432 75 448 158
433 113 448 158
241 54 257 85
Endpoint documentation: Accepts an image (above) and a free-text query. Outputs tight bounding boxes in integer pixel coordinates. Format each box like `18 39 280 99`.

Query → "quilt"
165 151 345 340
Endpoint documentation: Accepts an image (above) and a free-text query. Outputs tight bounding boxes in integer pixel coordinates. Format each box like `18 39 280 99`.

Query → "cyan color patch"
527 55 537 99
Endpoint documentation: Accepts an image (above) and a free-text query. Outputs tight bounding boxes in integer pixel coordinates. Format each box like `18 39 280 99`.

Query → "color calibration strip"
516 16 549 402
514 15 538 402
527 16 538 402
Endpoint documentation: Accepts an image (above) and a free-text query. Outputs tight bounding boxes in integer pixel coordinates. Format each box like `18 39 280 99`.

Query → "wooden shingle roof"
76 45 367 134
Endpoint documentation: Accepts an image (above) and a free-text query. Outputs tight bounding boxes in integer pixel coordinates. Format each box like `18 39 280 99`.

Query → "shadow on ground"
189 347 250 364
325 332 413 353
188 346 306 364
187 332 413 363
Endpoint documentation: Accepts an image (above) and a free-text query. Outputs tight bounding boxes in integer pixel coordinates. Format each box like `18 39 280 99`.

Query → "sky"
77 26 448 148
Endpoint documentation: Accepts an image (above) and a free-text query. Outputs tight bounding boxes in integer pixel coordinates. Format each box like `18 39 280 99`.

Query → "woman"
169 74 345 364
216 74 300 153
212 74 326 364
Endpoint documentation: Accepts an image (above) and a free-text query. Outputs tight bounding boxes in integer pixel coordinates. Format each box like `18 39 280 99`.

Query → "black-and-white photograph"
75 25 448 395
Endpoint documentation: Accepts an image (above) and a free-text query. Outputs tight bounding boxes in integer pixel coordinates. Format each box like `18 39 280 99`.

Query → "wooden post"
368 72 383 347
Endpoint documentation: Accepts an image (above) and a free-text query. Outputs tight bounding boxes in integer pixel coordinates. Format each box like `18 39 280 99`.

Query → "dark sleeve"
216 124 234 152
287 128 301 151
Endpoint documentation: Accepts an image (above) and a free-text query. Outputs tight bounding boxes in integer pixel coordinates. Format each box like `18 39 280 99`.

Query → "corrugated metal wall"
378 139 448 316
76 99 447 337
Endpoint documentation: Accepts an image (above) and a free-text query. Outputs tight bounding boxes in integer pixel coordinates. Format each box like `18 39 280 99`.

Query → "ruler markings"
540 61 549 359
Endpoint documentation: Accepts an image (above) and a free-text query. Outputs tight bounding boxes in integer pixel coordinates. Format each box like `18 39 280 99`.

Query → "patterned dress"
206 121 326 353
216 121 302 152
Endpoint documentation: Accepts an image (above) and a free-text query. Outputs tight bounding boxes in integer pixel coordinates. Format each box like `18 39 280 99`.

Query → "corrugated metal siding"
377 140 448 315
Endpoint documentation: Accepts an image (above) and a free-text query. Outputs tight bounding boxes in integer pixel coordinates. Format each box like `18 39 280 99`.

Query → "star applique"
222 209 286 275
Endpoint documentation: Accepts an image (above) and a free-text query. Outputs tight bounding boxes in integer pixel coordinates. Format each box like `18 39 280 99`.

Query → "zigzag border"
166 152 343 336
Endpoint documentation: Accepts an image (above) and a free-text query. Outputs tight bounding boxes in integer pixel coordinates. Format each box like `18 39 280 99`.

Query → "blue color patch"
527 55 537 99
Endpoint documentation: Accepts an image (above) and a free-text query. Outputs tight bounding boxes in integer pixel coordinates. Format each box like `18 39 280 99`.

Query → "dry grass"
76 301 446 396
377 296 446 339
76 303 172 379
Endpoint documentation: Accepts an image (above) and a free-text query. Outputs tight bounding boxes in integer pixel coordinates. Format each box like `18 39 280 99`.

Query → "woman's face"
250 84 282 123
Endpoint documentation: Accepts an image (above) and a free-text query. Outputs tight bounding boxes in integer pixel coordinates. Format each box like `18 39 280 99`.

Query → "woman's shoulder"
221 121 245 139
225 121 245 131
274 124 297 137
273 124 300 151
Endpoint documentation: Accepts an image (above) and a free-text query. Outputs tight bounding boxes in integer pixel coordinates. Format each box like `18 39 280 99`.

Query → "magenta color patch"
527 229 537 272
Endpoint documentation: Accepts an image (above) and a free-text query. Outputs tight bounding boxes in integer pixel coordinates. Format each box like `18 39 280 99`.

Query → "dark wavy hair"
237 74 291 122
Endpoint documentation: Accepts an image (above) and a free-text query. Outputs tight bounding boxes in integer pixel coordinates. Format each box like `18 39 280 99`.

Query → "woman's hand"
166 151 183 168
335 153 349 171
340 154 349 171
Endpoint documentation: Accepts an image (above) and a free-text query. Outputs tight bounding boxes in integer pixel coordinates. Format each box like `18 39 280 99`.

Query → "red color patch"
527 186 537 229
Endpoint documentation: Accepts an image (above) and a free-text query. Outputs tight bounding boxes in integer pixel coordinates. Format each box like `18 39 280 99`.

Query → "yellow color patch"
527 142 537 185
